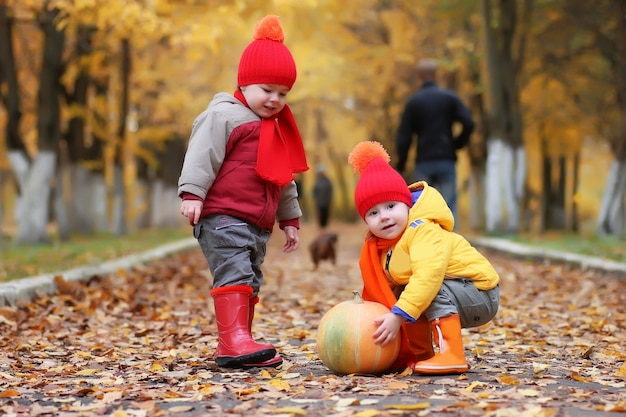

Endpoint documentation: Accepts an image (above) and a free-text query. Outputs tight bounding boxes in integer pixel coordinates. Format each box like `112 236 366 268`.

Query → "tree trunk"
13 152 57 244
596 160 626 236
67 164 95 234
1 0 26 242
151 137 187 228
113 38 131 235
14 8 66 244
596 0 626 237
62 24 98 236
0 1 22 153
466 50 488 231
571 151 579 232
150 179 179 228
91 75 109 232
54 146 70 240
482 0 528 233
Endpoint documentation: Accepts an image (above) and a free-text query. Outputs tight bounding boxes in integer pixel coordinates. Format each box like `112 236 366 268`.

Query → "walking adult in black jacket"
395 59 474 219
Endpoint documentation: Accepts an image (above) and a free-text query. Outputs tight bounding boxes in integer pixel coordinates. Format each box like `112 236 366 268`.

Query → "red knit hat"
348 141 412 219
237 15 297 89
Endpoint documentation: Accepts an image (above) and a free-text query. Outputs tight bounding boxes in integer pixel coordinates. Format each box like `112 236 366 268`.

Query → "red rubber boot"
242 296 283 369
391 316 435 371
404 316 435 367
210 286 276 368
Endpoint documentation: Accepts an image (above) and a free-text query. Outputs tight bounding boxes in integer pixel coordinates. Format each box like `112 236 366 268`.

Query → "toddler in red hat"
178 15 309 370
348 141 500 375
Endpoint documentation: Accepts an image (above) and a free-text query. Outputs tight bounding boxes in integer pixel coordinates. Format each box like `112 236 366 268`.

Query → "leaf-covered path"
0 223 625 416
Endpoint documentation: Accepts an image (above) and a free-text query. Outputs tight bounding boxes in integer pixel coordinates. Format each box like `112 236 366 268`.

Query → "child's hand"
180 200 203 225
372 313 403 346
282 226 300 253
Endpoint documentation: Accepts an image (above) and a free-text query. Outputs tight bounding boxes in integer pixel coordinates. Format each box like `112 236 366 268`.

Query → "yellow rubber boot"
412 314 469 375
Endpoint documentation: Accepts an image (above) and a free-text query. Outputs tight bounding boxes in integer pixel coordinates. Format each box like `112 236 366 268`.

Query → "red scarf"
234 90 309 186
359 231 412 370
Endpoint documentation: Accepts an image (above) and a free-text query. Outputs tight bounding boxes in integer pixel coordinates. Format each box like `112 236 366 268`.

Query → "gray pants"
423 279 500 328
193 214 270 296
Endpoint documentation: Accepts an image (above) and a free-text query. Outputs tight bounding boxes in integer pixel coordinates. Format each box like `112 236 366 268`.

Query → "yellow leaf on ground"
236 386 261 396
76 369 100 376
388 381 409 390
498 375 520 385
615 362 626 377
385 402 430 410
269 379 291 391
570 372 592 382
149 361 165 372
466 381 482 392
270 407 307 415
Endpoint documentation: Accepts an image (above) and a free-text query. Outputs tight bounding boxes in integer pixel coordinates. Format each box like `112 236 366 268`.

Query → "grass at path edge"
1 227 191 282
1 224 624 282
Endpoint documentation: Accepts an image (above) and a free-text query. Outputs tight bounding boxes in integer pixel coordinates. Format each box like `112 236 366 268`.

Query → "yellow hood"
408 181 454 231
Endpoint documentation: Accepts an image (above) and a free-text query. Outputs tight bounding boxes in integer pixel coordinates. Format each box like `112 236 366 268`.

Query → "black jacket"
395 81 475 172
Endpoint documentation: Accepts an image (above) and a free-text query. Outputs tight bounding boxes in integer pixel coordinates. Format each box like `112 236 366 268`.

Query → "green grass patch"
0 227 191 282
507 233 626 263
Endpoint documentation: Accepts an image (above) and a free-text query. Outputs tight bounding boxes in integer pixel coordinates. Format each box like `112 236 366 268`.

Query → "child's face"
364 201 409 240
240 84 290 118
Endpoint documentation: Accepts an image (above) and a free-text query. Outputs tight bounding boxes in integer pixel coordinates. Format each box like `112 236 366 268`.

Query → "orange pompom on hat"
348 141 412 219
238 15 297 89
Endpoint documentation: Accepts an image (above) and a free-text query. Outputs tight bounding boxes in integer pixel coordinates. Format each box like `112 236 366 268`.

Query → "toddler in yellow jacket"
348 141 500 375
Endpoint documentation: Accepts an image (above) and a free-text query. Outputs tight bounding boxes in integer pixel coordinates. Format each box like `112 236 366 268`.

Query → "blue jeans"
413 160 457 218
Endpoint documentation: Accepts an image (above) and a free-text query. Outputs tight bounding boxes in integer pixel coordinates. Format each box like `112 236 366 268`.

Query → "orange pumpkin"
316 291 400 375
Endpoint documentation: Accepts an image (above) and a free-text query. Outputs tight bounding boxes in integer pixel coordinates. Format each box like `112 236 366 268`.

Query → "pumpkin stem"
353 291 363 303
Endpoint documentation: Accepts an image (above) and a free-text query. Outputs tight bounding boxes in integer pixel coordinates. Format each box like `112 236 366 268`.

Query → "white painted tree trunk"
7 151 29 226
112 165 126 235
8 151 56 244
485 139 504 232
67 165 96 234
596 159 626 236
133 178 150 230
468 166 485 230
511 145 527 231
53 164 69 240
150 180 185 228
485 138 526 233
150 180 166 228
92 175 108 232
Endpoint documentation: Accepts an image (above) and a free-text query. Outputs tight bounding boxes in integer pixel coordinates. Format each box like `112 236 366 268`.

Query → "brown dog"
309 233 338 270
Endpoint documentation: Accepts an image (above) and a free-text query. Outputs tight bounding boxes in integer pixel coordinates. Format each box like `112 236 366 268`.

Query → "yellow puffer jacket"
387 181 500 320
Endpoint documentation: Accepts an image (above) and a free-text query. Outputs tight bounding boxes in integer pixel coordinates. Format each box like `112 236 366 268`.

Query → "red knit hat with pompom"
348 141 412 219
238 15 297 89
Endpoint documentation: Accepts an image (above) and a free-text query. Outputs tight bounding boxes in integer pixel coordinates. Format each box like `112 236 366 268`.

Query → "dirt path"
0 222 624 416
